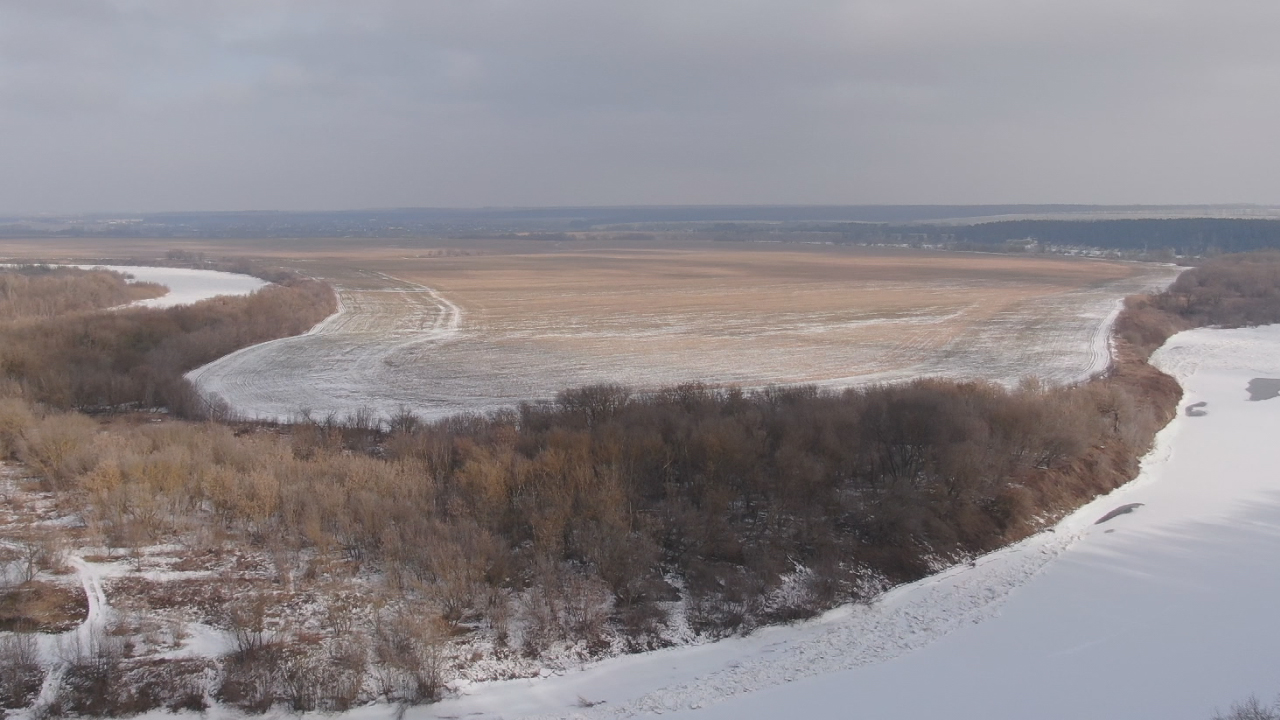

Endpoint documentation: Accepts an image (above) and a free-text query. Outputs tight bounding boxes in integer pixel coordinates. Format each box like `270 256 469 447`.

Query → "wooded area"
0 266 164 320
0 270 334 416
821 219 1280 255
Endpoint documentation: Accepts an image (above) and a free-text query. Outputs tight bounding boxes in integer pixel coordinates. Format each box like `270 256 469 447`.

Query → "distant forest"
856 218 1280 256
5 208 1280 256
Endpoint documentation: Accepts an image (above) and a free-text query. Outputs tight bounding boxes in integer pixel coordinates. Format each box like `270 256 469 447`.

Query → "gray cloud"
1 0 1279 212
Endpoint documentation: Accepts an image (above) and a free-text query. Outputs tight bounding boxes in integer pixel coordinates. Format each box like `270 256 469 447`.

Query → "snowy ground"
389 323 1280 720
187 265 1179 424
71 265 267 308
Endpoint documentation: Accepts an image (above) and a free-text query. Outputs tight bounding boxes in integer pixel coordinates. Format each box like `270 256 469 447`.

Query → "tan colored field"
1 237 1181 419
0 236 1181 418
387 247 1132 377
146 238 1173 421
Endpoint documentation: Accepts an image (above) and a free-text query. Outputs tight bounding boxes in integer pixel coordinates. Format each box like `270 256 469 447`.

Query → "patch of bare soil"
0 580 87 632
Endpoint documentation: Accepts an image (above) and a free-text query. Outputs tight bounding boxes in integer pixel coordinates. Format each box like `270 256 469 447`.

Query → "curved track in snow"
188 272 468 422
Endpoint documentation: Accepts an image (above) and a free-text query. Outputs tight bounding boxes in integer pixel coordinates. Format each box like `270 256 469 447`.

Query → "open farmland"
186 241 1182 422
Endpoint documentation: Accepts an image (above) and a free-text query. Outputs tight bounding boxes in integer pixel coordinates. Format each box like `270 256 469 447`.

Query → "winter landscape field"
10 2 1280 716
183 242 1180 422
0 242 1272 720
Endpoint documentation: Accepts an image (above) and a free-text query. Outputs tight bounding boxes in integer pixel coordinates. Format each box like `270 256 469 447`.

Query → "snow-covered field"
188 264 1179 423
72 265 267 308
403 323 1280 720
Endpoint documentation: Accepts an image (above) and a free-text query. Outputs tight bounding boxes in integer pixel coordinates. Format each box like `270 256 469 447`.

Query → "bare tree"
1214 696 1280 720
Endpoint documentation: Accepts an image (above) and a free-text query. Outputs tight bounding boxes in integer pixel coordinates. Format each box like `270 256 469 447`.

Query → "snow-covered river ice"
74 265 267 308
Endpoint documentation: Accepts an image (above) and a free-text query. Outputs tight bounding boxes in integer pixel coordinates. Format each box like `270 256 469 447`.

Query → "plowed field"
187 243 1181 422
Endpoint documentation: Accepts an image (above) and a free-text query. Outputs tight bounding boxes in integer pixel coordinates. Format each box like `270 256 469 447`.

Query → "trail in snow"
19 557 114 719
68 556 110 643
188 272 468 423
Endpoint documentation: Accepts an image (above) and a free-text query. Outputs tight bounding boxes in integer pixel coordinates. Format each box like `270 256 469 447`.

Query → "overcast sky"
3 0 1280 213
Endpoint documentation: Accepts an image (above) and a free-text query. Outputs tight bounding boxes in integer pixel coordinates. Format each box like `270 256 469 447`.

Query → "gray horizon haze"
3 1 1280 214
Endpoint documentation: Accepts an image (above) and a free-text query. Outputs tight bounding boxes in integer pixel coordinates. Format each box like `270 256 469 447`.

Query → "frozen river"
73 264 267 308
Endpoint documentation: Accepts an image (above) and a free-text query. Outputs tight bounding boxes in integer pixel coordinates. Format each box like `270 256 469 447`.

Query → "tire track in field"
187 272 465 422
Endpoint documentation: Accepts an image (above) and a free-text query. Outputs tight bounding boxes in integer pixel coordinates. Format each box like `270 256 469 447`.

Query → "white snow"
67 556 111 646
154 622 234 660
71 264 267 308
400 323 1280 720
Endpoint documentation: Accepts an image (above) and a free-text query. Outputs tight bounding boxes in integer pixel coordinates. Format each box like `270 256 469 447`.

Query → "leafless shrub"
54 628 128 716
0 398 35 460
216 595 288 714
216 644 284 714
387 405 421 435
19 414 99 491
373 608 450 704
0 634 42 710
225 592 271 657
326 635 370 711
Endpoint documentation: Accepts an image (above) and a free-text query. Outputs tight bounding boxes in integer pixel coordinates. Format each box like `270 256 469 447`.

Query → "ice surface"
71 264 267 308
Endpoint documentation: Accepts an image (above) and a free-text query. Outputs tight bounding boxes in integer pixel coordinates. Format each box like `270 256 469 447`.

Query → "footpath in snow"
409 323 1280 720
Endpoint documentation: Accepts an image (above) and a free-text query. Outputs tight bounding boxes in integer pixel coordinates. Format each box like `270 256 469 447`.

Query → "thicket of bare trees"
1 253 1276 714
1117 251 1280 356
0 269 333 416
0 266 165 320
0 634 42 709
0 365 1175 713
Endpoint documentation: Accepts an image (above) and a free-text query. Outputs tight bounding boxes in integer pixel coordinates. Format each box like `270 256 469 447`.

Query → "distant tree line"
817 218 1280 256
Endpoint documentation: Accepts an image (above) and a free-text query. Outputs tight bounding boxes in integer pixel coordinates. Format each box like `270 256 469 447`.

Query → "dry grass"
0 580 88 632
388 245 1145 380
